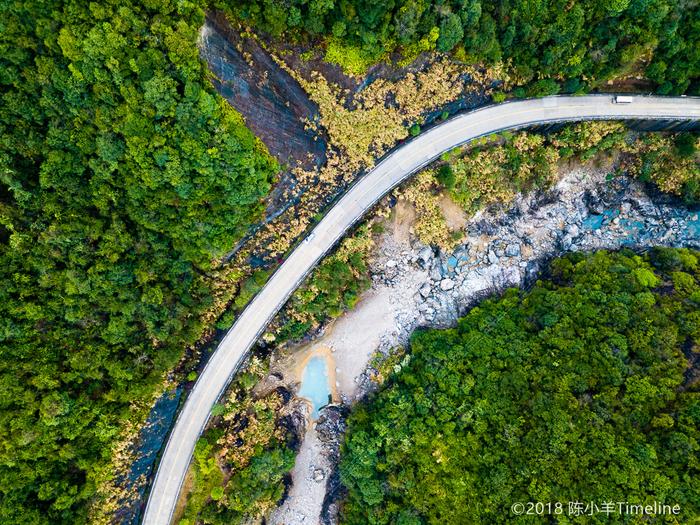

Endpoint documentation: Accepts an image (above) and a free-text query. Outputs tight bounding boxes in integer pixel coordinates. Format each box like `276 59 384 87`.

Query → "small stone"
419 283 431 298
430 267 442 281
312 468 326 482
488 250 499 264
453 249 467 262
440 278 455 291
386 259 397 268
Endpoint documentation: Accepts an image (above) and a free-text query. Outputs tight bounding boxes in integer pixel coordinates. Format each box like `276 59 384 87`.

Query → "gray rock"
419 283 432 298
313 468 326 482
430 266 442 281
566 224 580 238
440 278 455 291
636 201 657 217
505 243 521 257
385 259 397 269
454 245 469 260
417 247 434 266
488 250 499 264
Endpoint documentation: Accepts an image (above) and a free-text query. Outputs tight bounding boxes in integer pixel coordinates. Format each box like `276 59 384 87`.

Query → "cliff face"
200 12 327 174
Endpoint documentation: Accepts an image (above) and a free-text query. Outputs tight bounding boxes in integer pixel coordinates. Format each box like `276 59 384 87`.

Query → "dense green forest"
340 249 700 524
222 0 700 94
0 1 277 523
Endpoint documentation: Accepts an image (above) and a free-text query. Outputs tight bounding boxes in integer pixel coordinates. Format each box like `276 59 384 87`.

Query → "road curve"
143 95 700 525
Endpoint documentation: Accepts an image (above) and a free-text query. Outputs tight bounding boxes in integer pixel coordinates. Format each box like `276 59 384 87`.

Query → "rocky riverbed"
272 165 699 525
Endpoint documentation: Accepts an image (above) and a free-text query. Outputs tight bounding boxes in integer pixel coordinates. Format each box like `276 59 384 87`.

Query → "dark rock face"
279 399 309 453
200 12 326 174
316 406 347 446
316 406 349 525
115 388 182 525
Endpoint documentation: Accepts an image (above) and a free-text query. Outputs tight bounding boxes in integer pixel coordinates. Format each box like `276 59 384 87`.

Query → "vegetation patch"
221 0 699 93
283 58 472 170
177 358 296 525
340 248 700 523
276 224 376 342
438 122 628 214
324 38 382 76
625 133 700 205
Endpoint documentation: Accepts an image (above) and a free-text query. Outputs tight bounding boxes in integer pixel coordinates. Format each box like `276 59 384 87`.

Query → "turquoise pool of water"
298 356 332 419
581 209 619 230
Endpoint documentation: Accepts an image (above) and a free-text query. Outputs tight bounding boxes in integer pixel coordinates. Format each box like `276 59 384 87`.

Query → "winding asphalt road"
143 95 700 525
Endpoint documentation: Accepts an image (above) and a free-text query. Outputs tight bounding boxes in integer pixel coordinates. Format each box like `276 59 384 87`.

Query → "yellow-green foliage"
398 170 456 250
324 38 382 75
550 121 630 159
288 59 467 170
300 73 408 168
447 132 560 213
624 133 699 202
440 122 631 213
219 397 284 470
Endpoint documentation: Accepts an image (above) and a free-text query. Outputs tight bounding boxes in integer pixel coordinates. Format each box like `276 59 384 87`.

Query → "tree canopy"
0 1 277 522
340 248 700 524
222 0 700 93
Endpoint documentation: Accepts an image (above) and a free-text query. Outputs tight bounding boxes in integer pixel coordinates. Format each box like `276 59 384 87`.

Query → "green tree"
436 13 464 52
340 249 700 524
